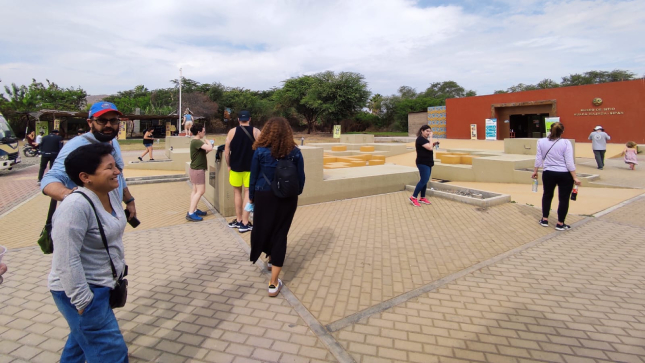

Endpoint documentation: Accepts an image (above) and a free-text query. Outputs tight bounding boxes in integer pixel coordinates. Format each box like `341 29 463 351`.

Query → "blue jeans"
413 164 432 198
51 286 128 363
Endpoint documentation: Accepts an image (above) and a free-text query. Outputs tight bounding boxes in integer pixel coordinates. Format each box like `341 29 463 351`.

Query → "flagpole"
178 68 182 134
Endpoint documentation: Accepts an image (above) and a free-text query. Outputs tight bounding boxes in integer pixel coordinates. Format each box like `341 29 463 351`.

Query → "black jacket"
39 135 63 155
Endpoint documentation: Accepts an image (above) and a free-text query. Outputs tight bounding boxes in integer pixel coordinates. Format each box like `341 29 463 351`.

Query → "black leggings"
541 170 574 223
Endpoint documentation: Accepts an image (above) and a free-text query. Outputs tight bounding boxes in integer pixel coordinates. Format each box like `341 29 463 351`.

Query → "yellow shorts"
229 170 250 188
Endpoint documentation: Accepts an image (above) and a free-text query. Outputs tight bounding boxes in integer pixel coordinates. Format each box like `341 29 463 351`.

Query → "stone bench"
460 155 478 165
368 159 385 166
359 145 375 152
331 145 347 152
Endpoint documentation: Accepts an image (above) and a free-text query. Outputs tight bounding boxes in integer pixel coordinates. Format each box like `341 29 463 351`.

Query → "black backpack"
262 157 300 198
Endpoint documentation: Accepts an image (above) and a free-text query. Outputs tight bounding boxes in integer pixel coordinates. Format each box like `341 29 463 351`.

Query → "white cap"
594 126 603 131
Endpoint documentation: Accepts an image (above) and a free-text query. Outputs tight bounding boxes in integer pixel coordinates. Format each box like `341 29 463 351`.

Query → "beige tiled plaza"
1 151 644 362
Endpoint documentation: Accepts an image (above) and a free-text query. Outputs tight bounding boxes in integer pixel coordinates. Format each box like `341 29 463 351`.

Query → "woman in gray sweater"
48 143 128 362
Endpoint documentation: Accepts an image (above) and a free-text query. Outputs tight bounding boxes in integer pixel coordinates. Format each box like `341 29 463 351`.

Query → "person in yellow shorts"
225 110 261 232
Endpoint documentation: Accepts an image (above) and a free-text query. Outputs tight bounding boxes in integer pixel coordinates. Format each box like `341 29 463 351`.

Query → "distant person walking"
186 123 213 221
77 128 85 137
225 110 261 232
182 109 194 137
138 127 155 161
623 141 638 170
409 125 434 207
249 117 305 297
37 129 63 183
588 126 611 169
532 122 581 231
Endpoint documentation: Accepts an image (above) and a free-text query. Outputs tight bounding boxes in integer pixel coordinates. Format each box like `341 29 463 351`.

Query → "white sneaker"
268 279 283 297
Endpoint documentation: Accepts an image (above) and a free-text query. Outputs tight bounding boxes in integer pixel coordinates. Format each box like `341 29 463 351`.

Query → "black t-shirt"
229 126 255 172
39 135 63 155
415 136 434 166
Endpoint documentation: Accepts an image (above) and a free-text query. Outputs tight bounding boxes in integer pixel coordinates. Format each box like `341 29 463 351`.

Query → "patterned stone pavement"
1 177 644 362
0 165 40 217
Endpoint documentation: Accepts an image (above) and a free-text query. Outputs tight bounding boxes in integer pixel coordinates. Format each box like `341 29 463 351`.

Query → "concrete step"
126 174 188 185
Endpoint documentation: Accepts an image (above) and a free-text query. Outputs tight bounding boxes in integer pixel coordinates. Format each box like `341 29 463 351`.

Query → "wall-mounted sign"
592 97 603 106
574 107 623 116
470 124 477 139
485 119 497 140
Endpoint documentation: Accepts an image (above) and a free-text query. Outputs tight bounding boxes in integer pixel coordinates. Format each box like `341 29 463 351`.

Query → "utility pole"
178 68 182 134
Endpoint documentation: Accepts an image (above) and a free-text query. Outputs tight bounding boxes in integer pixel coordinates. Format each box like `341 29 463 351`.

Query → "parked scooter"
22 144 39 157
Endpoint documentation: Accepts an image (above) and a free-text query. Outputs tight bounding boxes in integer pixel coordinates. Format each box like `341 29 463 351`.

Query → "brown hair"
253 117 297 159
626 141 637 148
417 125 431 137
548 122 564 141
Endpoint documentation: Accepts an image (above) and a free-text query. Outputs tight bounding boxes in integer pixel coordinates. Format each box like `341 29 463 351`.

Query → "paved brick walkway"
236 193 583 325
0 182 210 249
1 182 644 362
0 165 40 217
331 197 645 362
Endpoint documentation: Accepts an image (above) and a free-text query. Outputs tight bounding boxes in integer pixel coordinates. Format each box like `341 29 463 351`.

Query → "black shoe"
539 219 548 227
555 223 571 231
228 219 241 228
138 157 143 161
238 223 253 233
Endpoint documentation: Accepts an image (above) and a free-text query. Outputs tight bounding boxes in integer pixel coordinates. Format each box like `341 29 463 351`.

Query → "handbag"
75 191 128 309
37 199 57 254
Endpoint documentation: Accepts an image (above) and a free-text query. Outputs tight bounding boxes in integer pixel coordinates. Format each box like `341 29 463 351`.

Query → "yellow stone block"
331 145 347 152
441 155 461 164
368 159 385 166
323 157 337 164
370 155 386 161
460 155 478 165
323 162 351 169
352 154 371 161
359 146 375 152
349 160 367 167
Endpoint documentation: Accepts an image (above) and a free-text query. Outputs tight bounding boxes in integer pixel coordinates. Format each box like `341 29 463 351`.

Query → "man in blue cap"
41 102 137 220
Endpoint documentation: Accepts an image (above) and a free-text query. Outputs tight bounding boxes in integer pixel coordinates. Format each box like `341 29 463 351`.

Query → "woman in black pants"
532 122 581 231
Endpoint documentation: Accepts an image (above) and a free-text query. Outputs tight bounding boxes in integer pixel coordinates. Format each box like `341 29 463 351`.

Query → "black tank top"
229 125 255 172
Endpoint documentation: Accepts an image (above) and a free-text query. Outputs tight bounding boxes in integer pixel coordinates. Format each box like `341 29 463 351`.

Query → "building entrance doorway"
509 113 549 138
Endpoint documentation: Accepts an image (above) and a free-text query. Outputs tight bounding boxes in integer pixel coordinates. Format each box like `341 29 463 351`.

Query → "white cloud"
0 0 643 96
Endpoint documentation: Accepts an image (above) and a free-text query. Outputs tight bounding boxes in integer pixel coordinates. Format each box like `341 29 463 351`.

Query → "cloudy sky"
1 0 644 97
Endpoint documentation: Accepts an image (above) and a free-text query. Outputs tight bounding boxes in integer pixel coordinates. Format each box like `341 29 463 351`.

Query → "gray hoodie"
588 131 610 150
48 188 127 311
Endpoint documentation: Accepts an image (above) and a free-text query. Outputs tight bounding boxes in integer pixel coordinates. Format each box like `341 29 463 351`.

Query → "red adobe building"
446 79 645 144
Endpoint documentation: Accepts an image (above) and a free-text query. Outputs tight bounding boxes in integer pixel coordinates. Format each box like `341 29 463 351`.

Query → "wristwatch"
124 197 135 204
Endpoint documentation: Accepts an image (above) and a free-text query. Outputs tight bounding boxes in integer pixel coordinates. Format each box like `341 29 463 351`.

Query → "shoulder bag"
37 198 57 254
75 191 128 309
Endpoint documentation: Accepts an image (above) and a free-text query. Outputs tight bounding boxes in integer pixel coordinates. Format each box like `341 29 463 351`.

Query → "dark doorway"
509 113 549 138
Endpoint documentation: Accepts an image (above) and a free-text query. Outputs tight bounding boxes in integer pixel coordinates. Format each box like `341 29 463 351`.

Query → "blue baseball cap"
238 110 251 121
88 101 123 118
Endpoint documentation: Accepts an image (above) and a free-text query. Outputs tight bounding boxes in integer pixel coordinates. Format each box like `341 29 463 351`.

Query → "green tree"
277 71 370 134
422 81 476 101
368 93 384 115
561 69 636 86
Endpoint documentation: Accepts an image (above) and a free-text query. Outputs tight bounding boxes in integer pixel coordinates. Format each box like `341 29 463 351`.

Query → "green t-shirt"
190 139 207 170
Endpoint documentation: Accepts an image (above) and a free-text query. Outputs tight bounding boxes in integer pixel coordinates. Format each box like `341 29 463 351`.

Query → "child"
623 141 638 170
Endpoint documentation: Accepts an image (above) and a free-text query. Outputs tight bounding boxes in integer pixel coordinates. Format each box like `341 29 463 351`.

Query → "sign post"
118 121 127 140
544 117 560 137
485 119 497 141
333 125 341 139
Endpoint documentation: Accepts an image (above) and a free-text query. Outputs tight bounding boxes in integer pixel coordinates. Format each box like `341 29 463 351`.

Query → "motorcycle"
23 144 39 157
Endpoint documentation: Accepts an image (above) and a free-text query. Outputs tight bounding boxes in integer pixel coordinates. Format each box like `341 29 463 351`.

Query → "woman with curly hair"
249 117 305 297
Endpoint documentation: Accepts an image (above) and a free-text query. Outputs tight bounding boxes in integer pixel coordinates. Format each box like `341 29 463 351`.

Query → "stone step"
125 175 188 185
